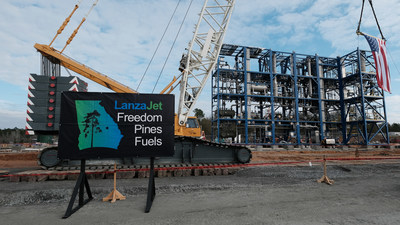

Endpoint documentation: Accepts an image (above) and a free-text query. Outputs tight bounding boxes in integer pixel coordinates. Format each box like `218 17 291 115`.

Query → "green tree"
0 128 35 143
194 108 205 121
199 117 211 137
389 123 400 132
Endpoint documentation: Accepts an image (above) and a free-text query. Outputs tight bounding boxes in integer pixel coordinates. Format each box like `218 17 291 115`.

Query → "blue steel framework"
211 44 389 145
340 48 390 145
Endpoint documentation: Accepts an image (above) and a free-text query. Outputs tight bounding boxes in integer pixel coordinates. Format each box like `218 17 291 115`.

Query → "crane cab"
174 114 201 138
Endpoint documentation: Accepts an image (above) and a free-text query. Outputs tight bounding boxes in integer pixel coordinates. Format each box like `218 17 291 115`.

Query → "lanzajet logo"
114 100 163 110
75 100 123 150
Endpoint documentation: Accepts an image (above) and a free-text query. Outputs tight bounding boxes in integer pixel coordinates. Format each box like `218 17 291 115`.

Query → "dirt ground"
0 152 39 169
1 148 400 224
251 148 400 162
1 148 400 170
1 162 400 224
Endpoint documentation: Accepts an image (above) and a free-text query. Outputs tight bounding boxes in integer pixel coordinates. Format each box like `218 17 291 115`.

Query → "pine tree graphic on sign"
83 110 102 148
75 100 122 150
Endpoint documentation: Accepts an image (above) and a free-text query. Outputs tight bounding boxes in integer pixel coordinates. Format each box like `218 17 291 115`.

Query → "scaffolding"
211 44 389 145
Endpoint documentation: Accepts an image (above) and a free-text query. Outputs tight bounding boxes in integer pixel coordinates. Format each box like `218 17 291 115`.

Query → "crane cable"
356 0 400 78
388 50 400 77
152 0 194 93
136 0 183 91
61 0 99 53
356 0 385 40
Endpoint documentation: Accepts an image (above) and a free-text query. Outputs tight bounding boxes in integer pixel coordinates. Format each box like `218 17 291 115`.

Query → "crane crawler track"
4 162 249 182
38 137 252 171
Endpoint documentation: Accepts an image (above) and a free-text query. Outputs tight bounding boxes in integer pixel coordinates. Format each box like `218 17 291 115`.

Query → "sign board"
58 92 174 159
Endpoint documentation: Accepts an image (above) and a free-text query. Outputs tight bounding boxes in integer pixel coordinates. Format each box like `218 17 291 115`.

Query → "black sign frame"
58 92 175 160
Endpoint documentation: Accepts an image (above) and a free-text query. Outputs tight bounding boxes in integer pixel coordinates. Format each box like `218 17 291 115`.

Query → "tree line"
389 123 400 132
0 128 33 144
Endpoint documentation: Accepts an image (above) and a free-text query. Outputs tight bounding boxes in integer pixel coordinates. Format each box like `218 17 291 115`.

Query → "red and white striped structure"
26 74 87 135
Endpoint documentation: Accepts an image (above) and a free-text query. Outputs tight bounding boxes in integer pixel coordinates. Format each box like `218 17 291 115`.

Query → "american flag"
363 34 391 93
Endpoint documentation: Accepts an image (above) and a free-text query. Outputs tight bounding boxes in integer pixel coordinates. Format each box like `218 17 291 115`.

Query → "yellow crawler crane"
34 0 251 168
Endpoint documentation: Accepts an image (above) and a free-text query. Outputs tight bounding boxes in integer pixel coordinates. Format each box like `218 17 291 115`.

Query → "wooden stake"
317 156 334 185
103 164 126 203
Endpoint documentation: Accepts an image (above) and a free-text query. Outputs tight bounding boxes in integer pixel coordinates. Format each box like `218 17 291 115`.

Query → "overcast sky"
0 0 399 129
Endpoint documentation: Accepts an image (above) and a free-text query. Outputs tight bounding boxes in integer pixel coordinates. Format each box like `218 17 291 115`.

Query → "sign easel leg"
63 159 93 219
317 156 334 185
103 163 126 202
145 157 156 213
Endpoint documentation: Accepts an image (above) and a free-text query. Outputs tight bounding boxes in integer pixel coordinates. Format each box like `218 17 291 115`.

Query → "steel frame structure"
211 44 389 145
340 48 390 145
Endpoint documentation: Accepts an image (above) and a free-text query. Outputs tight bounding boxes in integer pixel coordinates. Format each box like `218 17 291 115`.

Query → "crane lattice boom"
177 0 236 125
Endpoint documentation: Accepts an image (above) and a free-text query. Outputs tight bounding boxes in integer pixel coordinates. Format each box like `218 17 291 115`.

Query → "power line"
152 0 194 93
136 0 182 91
387 48 400 79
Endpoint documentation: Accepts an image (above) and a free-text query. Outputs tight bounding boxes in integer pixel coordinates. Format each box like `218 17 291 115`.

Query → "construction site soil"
0 151 39 169
1 147 400 169
1 148 400 224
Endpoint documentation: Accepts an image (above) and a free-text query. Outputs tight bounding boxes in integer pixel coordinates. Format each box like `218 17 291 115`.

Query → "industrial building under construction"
211 44 389 146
